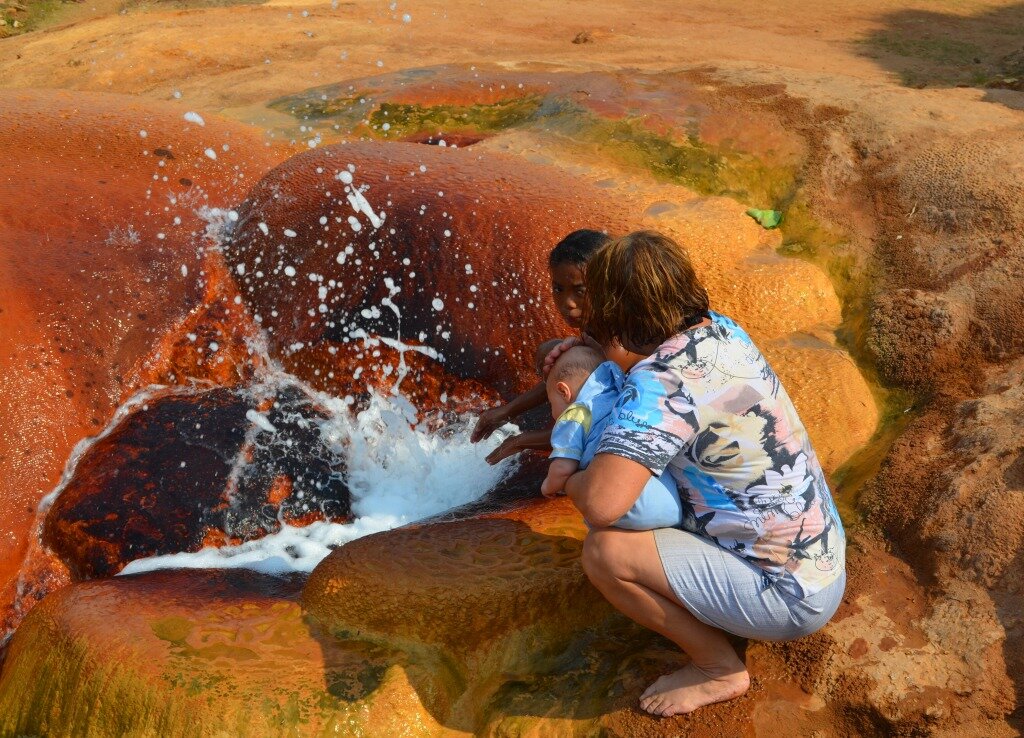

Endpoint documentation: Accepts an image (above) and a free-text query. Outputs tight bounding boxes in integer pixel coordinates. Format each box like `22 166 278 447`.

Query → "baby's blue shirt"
549 361 624 467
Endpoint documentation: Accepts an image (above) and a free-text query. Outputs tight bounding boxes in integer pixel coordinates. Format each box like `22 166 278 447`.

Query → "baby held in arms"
541 346 683 530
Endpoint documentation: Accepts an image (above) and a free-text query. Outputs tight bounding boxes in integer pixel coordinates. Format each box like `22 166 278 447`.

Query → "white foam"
93 157 514 580
245 409 277 434
120 389 518 576
195 206 236 243
183 111 206 126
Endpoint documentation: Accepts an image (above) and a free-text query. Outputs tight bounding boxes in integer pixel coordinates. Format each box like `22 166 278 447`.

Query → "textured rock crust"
731 73 1024 730
1 53 1021 735
0 89 285 614
224 140 635 400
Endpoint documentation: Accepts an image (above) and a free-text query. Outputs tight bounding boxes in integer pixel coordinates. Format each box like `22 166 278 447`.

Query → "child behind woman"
471 229 617 463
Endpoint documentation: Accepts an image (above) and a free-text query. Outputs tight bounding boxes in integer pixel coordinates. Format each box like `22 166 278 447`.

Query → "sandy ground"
3 0 1024 110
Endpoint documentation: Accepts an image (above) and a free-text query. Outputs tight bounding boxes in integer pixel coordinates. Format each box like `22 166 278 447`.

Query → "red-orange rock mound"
0 89 285 611
224 141 635 400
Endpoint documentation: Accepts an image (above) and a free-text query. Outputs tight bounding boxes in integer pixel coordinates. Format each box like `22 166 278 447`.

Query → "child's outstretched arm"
542 458 580 497
471 381 547 443
485 428 552 465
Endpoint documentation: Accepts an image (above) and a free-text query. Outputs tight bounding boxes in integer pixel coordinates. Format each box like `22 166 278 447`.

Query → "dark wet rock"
43 385 349 578
230 384 351 534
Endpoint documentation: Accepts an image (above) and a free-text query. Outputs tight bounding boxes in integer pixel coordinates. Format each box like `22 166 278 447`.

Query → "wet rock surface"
224 140 634 401
0 568 443 737
0 89 285 608
44 384 349 579
6 501 1001 738
1 10 1022 730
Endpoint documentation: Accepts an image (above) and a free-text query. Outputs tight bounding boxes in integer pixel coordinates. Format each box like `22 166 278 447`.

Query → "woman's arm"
471 381 548 443
564 453 652 528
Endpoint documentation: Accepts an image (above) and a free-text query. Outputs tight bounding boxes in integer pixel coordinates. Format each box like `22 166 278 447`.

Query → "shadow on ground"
857 3 1024 108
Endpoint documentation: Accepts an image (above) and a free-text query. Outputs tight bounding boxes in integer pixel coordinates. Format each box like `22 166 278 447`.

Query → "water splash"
118 375 518 577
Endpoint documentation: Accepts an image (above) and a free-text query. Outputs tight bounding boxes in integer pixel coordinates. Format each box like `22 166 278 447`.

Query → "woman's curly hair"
584 230 710 350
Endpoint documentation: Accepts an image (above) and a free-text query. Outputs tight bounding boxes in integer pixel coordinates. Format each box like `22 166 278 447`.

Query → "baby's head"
545 345 604 419
548 229 612 329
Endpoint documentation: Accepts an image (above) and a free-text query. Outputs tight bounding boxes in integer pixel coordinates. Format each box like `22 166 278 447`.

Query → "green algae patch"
772 190 918 519
368 97 544 138
830 386 917 522
266 88 799 210
535 101 800 208
152 615 194 645
267 92 545 144
269 92 372 124
0 0 68 38
777 196 845 260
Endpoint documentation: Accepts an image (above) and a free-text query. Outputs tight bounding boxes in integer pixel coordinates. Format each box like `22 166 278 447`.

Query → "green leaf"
745 208 782 229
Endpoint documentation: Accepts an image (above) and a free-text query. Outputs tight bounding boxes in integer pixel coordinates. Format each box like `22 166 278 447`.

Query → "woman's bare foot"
638 663 750 717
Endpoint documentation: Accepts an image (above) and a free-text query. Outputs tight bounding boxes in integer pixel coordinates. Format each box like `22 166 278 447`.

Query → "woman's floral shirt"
596 312 845 597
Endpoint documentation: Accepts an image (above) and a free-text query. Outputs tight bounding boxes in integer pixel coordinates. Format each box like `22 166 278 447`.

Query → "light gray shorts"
653 527 846 641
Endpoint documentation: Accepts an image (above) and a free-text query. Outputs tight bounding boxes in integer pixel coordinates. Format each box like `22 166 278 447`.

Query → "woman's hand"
471 405 510 443
542 334 606 376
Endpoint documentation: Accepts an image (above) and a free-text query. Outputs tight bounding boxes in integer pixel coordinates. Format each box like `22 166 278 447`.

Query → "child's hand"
471 405 509 443
485 433 521 464
541 337 584 376
541 458 580 497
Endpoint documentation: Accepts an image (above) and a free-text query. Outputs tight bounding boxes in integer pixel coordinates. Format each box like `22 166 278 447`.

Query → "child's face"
549 262 587 330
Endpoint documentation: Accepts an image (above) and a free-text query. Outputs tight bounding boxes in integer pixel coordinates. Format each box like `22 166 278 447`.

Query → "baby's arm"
542 458 580 497
544 405 589 496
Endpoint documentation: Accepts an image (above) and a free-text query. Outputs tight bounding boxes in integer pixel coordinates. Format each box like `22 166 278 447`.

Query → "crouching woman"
563 231 847 717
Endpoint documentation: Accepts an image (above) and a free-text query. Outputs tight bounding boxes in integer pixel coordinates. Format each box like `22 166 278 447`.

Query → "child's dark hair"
548 229 612 267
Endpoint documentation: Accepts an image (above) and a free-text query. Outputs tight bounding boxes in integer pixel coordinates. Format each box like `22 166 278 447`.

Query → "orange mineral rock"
0 89 285 618
224 141 636 401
